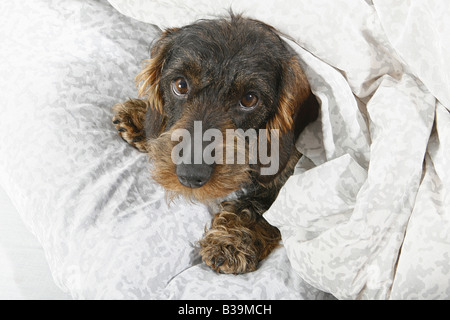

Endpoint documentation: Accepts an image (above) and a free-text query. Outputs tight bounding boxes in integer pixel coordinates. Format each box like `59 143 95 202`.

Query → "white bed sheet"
0 186 71 300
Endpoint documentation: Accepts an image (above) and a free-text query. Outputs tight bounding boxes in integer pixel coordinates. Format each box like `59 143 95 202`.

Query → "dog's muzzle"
176 163 213 189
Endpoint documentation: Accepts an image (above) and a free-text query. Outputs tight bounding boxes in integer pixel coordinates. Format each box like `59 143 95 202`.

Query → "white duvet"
1 0 449 300
108 0 450 299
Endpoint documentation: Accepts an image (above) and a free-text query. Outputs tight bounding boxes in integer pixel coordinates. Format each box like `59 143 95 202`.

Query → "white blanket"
108 0 450 299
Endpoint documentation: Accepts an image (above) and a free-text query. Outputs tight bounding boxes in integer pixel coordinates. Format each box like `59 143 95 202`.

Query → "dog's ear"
267 57 313 136
135 28 179 114
260 57 319 182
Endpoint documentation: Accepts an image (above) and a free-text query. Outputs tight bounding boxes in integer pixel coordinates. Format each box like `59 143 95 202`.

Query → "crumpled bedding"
0 0 448 300
102 0 450 299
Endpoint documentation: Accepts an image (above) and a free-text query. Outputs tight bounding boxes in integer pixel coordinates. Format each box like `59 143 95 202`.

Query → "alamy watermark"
171 121 280 176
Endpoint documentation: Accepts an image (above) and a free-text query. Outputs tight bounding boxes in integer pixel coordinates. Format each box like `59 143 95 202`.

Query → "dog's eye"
240 93 259 109
172 78 189 97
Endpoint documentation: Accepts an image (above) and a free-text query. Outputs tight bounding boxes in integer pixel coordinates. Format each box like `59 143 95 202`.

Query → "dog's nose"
176 164 213 189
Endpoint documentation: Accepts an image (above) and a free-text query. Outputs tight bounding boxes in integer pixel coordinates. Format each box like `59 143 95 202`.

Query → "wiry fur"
112 14 319 274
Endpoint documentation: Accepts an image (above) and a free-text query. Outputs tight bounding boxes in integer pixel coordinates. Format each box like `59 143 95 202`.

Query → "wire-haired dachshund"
113 14 319 274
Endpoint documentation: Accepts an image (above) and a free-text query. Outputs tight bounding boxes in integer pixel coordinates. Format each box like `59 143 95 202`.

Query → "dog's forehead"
169 18 286 76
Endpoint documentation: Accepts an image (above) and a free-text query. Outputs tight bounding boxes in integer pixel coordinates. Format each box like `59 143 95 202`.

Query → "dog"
112 14 319 274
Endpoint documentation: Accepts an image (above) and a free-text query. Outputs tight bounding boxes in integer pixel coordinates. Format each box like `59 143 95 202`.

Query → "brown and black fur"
113 14 319 274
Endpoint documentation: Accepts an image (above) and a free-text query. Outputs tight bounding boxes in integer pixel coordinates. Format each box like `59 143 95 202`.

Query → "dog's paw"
199 211 260 274
199 232 259 275
112 100 147 152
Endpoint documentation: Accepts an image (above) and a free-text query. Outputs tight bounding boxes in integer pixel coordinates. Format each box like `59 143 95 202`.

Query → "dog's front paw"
112 100 148 152
199 211 260 274
199 231 259 275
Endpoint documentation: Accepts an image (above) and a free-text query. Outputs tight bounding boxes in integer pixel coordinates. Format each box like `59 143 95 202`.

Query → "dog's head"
136 15 318 202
